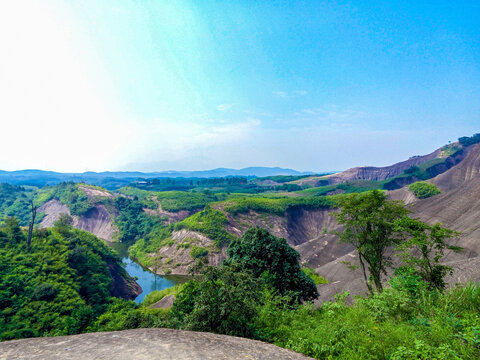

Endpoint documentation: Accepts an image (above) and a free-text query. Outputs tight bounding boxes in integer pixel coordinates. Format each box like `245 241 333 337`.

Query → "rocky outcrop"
150 295 175 309
74 205 118 241
0 328 313 360
145 229 227 275
143 199 193 224
223 207 352 270
38 199 70 228
108 263 142 300
431 143 480 191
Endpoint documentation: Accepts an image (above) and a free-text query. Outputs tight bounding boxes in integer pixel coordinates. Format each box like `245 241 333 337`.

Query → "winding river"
109 241 182 303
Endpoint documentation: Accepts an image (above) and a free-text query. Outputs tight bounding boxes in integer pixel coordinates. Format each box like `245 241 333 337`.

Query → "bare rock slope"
312 143 480 302
39 200 118 242
323 147 441 184
0 328 312 360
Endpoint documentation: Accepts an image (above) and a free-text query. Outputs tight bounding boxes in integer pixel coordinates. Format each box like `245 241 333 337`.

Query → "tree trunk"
358 254 373 294
27 201 36 251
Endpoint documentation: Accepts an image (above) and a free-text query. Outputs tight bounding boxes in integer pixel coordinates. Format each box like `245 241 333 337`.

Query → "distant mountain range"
0 167 314 188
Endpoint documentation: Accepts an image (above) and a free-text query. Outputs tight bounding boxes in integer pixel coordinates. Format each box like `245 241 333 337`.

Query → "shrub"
190 246 208 259
301 267 329 285
409 182 441 199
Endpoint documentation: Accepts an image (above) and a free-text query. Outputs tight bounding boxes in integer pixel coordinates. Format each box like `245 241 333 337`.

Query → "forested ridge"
0 218 136 340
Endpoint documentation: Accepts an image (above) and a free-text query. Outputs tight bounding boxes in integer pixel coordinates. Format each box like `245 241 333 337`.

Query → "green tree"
226 227 318 303
54 213 74 236
170 265 262 337
333 190 409 293
4 216 25 245
395 217 461 291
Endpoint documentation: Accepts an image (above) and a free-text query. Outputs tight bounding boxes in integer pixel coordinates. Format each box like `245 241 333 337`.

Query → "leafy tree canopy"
170 265 262 338
226 227 318 303
333 190 409 293
395 217 461 291
0 219 125 340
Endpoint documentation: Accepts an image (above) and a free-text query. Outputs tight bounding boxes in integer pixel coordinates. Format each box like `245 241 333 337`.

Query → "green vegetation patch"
174 206 236 247
256 174 311 183
0 221 124 340
253 284 480 359
155 190 227 212
0 183 40 226
298 180 384 197
114 196 164 242
409 182 441 199
141 284 185 308
440 143 462 157
128 226 173 267
301 267 329 285
116 187 157 209
224 196 333 215
190 245 209 259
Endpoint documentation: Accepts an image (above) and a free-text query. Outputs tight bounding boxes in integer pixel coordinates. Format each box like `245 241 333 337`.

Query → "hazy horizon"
1 1 479 173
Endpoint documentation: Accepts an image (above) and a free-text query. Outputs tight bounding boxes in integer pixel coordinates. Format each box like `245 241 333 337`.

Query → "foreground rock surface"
0 328 313 360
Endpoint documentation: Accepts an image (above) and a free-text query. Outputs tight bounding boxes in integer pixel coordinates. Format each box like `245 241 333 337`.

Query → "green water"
109 241 184 303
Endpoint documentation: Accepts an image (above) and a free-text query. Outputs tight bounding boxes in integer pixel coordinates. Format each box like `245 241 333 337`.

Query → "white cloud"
216 104 232 112
272 90 288 98
273 90 308 99
296 106 368 125
294 90 308 96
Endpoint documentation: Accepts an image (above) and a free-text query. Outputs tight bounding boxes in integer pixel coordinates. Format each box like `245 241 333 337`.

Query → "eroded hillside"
312 142 480 302
38 185 119 242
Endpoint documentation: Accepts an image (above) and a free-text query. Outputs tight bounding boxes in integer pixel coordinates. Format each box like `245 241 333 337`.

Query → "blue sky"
0 1 479 172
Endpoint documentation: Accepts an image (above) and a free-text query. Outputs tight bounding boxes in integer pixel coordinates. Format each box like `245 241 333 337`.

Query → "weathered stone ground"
0 328 313 360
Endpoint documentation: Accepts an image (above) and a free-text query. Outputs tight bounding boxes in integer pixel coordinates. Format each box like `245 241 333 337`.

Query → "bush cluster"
409 181 441 199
